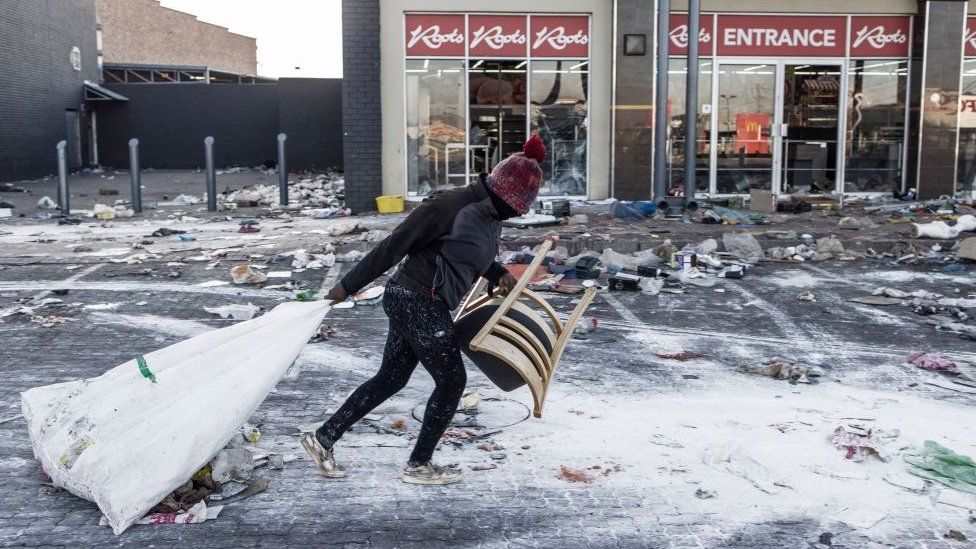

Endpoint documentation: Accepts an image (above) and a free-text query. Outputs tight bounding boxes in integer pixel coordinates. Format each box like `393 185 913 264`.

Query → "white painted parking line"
601 292 642 325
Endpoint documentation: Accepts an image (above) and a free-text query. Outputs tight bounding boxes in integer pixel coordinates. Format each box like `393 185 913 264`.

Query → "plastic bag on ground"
722 232 763 263
600 248 640 272
904 440 976 495
21 300 331 534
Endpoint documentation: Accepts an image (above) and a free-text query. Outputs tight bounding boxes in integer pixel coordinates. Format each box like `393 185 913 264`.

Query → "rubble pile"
223 174 349 216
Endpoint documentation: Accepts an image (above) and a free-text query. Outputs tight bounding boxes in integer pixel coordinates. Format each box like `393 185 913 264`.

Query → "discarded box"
609 273 642 291
749 189 777 212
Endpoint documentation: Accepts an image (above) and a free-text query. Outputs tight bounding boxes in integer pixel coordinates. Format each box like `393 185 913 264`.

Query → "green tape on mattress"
137 356 157 383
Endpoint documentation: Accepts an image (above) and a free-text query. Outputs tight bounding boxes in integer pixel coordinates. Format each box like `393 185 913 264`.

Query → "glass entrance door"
780 64 842 193
468 60 528 182
713 63 777 194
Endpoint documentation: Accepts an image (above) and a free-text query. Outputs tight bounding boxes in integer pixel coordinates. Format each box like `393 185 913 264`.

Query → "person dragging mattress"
302 135 546 485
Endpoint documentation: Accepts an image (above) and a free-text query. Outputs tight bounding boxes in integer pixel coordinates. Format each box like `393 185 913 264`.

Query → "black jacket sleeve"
339 198 447 295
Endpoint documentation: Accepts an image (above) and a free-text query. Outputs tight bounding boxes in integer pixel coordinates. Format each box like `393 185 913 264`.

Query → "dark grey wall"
278 78 344 172
96 80 343 171
341 0 382 212
0 0 99 181
96 84 280 169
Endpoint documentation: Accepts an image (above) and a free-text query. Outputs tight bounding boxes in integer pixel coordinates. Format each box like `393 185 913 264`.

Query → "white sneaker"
401 462 462 486
300 432 347 478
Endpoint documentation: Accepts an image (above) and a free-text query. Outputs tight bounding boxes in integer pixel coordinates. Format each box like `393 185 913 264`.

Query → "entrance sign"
850 16 911 57
717 16 846 57
405 14 465 56
669 14 715 56
469 15 528 57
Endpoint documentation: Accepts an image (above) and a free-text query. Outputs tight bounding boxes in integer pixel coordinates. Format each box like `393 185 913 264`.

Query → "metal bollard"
128 138 142 214
56 141 70 215
204 136 216 212
277 133 288 207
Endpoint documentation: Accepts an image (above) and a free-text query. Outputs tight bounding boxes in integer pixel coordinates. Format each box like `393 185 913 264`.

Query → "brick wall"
0 0 99 181
97 0 257 75
342 0 383 213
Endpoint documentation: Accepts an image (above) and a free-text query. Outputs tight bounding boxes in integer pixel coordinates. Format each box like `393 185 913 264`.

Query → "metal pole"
683 0 701 211
652 0 671 204
204 136 216 212
128 138 142 214
56 141 70 215
277 133 288 207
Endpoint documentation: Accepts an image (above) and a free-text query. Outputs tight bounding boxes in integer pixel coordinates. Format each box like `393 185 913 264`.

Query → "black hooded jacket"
340 178 510 310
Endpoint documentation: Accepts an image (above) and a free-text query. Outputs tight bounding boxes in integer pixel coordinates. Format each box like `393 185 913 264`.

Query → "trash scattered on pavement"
694 488 717 499
906 352 958 372
904 440 976 495
655 352 708 362
945 530 968 542
230 265 267 285
740 357 822 383
558 466 594 483
722 232 763 263
37 196 57 209
832 424 900 462
797 291 817 303
702 444 784 494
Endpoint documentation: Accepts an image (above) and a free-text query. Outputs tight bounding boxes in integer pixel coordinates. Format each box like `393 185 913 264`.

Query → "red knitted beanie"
487 135 545 215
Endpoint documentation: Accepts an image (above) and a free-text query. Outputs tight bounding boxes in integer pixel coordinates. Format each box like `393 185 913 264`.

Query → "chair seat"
455 302 553 391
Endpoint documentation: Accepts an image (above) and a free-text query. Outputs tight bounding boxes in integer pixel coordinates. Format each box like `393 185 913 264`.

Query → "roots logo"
471 25 527 50
407 24 464 50
532 26 589 51
852 25 907 50
669 25 712 49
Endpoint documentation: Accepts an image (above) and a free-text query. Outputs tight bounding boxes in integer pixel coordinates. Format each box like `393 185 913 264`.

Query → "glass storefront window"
469 60 527 181
959 59 976 195
405 59 466 196
715 64 776 193
667 59 712 194
846 60 908 193
530 60 589 196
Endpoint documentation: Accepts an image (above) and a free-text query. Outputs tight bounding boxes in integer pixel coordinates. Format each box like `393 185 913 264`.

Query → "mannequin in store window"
302 136 547 486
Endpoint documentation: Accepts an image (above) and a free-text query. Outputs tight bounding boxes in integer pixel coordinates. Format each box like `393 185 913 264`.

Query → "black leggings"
318 282 467 464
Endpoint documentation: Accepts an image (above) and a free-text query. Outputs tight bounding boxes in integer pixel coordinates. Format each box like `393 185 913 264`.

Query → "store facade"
665 13 913 196
341 1 973 211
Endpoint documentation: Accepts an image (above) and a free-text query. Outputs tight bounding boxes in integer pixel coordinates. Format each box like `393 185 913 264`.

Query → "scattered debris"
739 357 822 383
797 291 817 303
831 424 900 462
655 352 709 362
906 352 958 372
722 232 763 263
230 265 267 285
694 488 717 499
558 466 594 484
905 440 976 495
945 530 968 542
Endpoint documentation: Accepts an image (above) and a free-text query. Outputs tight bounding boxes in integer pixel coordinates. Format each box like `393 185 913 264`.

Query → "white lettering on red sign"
532 26 589 51
852 25 907 50
723 27 837 48
966 25 976 54
470 25 527 50
407 24 464 51
669 25 712 49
